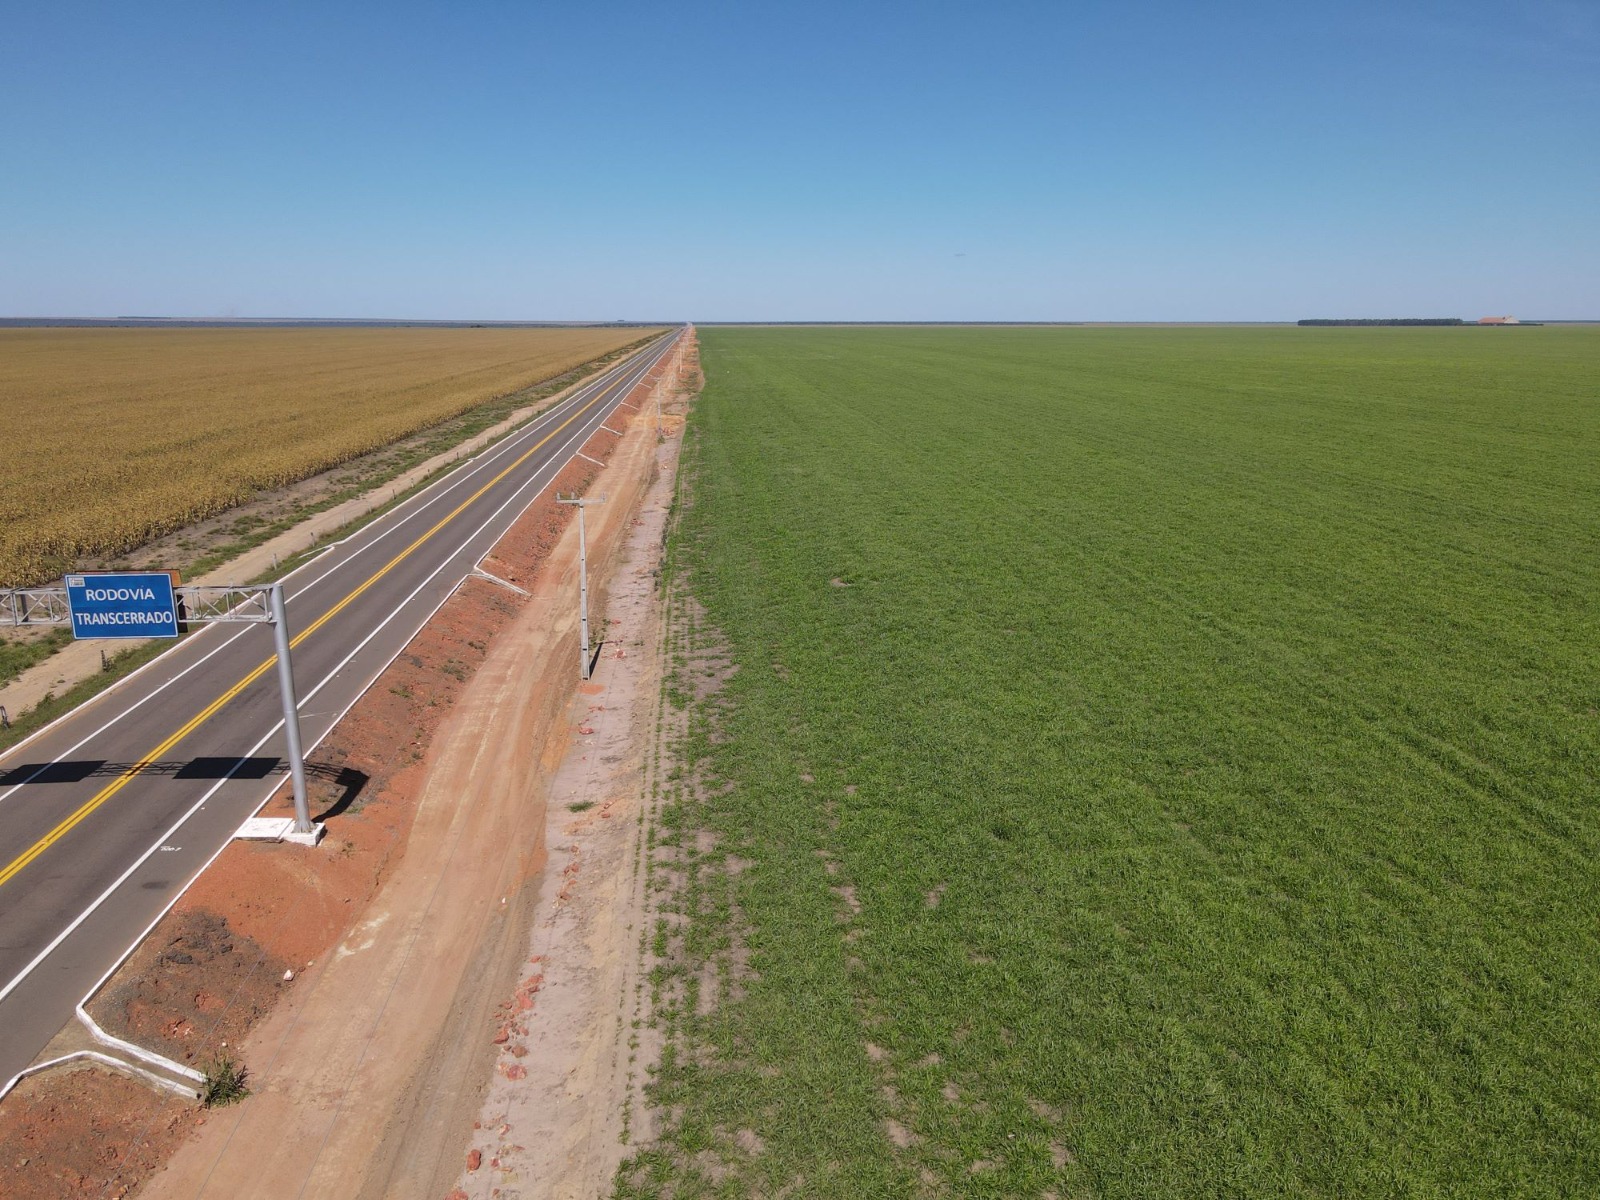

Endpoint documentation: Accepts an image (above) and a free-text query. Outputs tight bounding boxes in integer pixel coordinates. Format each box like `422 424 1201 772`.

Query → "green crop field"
624 326 1600 1198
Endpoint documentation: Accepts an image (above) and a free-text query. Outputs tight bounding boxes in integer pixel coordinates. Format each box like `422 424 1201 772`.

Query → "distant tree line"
1298 318 1465 327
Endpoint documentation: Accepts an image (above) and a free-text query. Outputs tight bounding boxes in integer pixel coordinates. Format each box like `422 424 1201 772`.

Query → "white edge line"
0 1050 201 1104
75 1006 204 1083
284 331 670 570
285 334 668 588
0 334 672 772
0 735 278 1009
269 336 667 607
288 332 668 607
311 362 618 555
0 623 241 765
0 357 656 1067
0 624 259 806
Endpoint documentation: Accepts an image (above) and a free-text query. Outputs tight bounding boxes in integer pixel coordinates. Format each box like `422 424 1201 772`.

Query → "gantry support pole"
269 583 319 841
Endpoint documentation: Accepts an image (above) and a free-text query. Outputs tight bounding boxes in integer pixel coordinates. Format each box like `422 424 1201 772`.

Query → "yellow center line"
0 351 658 891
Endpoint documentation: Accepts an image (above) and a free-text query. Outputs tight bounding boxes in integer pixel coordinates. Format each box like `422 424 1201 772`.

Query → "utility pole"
656 332 680 435
555 494 606 679
269 583 321 844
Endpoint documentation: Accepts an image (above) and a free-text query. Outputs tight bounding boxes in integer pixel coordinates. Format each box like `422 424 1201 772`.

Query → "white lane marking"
0 337 672 1011
0 623 259 809
292 375 647 713
281 339 667 601
0 353 641 769
0 717 281 1007
0 336 672 778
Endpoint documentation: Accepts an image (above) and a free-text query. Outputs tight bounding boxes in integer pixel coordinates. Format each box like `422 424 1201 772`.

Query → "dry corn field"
0 325 662 587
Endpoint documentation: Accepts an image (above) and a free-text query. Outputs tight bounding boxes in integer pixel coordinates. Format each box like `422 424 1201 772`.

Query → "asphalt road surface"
0 329 681 1086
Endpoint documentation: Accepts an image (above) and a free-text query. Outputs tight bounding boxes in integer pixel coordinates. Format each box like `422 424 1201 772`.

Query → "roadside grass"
0 627 72 689
621 327 1600 1198
0 637 174 755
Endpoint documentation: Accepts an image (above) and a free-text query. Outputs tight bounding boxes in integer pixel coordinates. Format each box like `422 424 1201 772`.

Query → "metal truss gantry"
1 582 318 841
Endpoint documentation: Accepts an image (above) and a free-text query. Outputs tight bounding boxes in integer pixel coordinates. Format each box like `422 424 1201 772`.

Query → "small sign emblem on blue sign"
65 572 179 640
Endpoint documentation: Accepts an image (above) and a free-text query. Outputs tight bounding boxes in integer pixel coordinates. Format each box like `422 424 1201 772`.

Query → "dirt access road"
131 333 697 1198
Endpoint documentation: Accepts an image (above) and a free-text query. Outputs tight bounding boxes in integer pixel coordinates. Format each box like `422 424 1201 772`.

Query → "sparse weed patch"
201 1055 250 1107
0 627 72 688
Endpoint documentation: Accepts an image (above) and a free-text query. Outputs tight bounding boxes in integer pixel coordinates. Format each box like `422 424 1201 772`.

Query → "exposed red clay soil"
86 444 614 1067
0 1067 193 1200
141 336 690 1198
0 343 684 1198
94 910 292 1069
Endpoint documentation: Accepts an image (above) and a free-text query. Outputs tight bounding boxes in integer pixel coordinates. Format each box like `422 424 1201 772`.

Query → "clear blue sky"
3 2 1596 321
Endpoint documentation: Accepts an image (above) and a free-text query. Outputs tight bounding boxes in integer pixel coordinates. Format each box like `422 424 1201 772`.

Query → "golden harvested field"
0 325 663 587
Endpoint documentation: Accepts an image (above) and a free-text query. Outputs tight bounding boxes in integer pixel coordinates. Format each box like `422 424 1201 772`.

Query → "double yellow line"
0 349 658 890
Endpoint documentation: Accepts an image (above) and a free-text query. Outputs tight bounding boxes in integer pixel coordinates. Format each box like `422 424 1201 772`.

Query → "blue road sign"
65 572 179 639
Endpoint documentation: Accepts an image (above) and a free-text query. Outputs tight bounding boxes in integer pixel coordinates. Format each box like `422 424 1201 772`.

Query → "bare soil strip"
0 1067 193 1199
444 367 693 1199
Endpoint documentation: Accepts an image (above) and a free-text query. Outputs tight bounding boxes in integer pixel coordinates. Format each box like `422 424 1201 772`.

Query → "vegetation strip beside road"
0 335 663 750
622 326 1599 1198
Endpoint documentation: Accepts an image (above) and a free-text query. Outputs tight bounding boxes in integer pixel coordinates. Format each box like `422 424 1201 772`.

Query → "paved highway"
0 329 681 1086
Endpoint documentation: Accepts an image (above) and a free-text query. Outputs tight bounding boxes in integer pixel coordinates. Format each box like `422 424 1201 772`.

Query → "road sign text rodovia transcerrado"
65 572 180 639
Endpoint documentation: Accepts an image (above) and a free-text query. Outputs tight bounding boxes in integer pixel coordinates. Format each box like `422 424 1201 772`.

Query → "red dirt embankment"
0 336 691 1200
0 1069 191 1200
450 333 702 1199
88 433 615 1071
